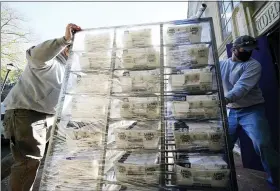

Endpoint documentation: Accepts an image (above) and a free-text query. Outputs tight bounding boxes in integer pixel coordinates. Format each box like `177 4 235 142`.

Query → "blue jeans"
228 104 279 189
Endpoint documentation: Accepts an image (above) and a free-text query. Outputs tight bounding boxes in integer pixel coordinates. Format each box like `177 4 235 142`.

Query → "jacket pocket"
2 112 12 139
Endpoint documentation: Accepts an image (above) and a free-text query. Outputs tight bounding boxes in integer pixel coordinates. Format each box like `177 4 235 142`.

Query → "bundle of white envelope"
170 68 213 91
54 181 98 191
57 156 100 183
166 44 209 67
112 121 160 149
175 154 230 187
77 51 112 70
68 73 110 94
119 97 160 119
114 152 160 185
172 121 224 151
52 150 123 190
70 96 109 120
120 48 159 69
45 153 101 191
114 70 160 93
84 32 113 51
170 95 220 119
165 24 203 44
62 121 104 151
122 28 153 48
71 31 113 71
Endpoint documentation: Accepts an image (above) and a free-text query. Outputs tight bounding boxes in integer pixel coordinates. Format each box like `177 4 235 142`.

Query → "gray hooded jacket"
3 37 70 114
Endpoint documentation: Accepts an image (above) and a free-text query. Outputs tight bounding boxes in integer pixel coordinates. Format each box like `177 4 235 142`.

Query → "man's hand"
224 97 230 105
64 23 81 43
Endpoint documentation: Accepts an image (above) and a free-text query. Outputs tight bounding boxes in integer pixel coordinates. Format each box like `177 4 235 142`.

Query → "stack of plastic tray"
175 154 230 188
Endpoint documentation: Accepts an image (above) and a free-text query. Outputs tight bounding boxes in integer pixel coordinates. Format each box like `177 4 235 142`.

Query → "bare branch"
1 3 33 82
1 23 23 30
1 17 13 30
2 31 30 37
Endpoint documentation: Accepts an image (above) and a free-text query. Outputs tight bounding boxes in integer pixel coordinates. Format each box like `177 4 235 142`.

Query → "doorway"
267 21 280 152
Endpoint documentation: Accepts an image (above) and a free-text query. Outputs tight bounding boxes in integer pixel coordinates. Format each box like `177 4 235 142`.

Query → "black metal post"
1 70 11 93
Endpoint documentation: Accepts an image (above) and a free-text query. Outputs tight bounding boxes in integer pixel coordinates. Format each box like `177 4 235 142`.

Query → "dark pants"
2 109 53 191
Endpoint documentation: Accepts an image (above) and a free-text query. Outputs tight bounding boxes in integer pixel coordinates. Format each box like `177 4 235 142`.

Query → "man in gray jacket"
2 23 81 190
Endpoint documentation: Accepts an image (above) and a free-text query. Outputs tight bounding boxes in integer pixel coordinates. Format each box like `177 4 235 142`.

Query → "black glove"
224 97 230 105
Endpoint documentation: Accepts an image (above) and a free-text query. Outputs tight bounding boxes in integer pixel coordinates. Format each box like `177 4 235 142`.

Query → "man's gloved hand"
224 97 230 105
64 23 82 43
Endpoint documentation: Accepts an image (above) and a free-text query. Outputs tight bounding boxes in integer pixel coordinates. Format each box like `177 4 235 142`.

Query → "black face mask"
234 50 252 62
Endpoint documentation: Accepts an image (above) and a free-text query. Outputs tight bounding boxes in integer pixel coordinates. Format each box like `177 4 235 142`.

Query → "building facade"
188 1 279 62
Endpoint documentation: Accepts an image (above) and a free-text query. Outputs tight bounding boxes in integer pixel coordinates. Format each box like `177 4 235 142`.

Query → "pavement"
234 154 271 191
1 144 272 191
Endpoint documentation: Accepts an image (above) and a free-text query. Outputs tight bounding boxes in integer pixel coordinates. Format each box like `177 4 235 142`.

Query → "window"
218 1 240 40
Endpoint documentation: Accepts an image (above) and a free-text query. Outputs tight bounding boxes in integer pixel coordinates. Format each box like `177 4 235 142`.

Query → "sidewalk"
234 154 271 191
